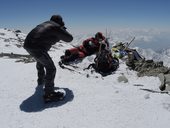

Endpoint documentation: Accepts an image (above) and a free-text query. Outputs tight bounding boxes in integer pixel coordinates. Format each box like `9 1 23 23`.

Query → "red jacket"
83 37 109 55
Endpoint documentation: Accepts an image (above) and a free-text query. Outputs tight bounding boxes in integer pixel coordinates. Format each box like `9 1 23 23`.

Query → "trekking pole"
96 39 105 67
106 28 107 39
59 41 78 48
105 28 111 50
98 39 103 53
125 37 135 49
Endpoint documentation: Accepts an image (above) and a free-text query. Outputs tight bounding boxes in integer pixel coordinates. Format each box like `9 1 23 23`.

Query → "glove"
89 41 96 47
83 41 94 49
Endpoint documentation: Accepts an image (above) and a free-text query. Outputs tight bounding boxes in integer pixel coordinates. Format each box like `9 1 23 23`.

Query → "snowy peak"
136 47 170 67
161 49 170 57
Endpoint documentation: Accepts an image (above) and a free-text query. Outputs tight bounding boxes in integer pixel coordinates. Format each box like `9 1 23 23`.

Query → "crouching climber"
60 32 109 64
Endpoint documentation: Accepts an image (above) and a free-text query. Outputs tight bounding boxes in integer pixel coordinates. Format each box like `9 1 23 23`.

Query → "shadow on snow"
20 85 74 112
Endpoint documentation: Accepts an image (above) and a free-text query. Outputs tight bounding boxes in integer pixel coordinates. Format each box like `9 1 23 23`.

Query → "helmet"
95 32 105 41
50 15 65 26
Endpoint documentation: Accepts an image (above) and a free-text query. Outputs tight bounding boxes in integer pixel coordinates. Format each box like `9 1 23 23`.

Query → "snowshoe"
43 91 65 103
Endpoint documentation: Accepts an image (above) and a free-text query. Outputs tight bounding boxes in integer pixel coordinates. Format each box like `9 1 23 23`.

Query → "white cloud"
89 28 170 51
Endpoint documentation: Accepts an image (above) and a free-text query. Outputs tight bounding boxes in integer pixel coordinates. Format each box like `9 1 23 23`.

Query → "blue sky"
0 0 170 34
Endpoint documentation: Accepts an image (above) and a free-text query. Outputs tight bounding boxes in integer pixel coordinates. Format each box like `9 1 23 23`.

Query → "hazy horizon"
0 0 169 50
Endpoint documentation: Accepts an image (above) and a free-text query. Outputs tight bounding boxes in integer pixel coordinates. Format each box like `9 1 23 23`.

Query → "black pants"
25 49 56 94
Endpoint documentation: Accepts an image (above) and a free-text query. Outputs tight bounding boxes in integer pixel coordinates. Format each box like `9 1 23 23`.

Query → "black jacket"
24 21 73 51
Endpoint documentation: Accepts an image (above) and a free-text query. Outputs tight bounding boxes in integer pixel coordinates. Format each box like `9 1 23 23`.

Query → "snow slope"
0 28 170 128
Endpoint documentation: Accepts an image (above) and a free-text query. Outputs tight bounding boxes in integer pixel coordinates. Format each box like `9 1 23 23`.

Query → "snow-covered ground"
0 28 170 128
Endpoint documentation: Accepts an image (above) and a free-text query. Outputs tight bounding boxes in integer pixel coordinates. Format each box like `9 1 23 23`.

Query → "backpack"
94 49 119 73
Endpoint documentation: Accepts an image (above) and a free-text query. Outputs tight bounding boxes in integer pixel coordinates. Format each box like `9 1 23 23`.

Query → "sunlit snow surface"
0 28 170 128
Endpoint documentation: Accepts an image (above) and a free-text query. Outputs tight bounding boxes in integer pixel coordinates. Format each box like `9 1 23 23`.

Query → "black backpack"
94 49 119 73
